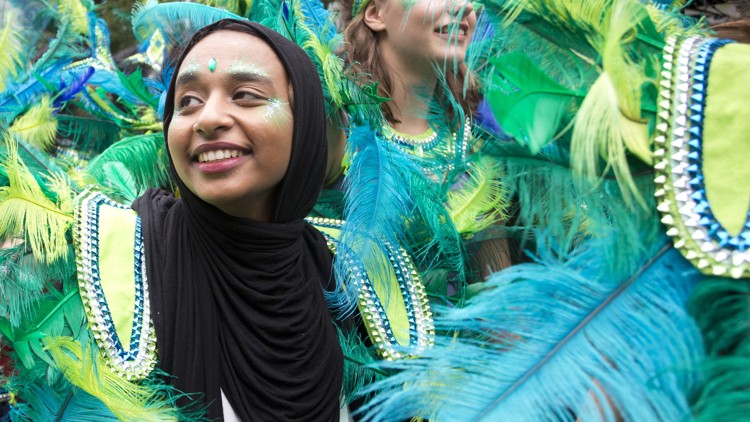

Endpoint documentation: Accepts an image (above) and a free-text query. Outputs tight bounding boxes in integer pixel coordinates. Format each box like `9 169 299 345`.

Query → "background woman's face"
373 0 476 67
168 31 293 221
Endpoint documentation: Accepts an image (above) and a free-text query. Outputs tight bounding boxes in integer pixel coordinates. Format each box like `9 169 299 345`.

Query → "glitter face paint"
264 97 292 129
223 61 270 78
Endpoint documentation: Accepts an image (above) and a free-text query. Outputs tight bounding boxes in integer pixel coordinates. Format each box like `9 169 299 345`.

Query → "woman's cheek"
263 98 292 129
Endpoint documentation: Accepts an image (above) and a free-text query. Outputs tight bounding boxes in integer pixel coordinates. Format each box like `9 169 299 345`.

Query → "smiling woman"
131 19 343 420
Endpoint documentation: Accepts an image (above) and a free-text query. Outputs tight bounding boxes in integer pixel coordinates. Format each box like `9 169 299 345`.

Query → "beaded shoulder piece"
654 36 750 279
306 217 435 360
73 189 157 380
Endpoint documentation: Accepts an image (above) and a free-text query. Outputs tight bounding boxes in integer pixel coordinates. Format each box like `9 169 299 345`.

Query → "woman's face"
168 31 293 221
368 0 476 67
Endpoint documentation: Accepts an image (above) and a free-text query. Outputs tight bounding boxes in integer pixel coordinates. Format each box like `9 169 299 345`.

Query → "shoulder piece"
73 188 157 380
306 217 435 360
654 37 750 279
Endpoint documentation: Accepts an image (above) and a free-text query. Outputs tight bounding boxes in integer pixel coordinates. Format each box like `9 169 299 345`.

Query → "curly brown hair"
339 0 480 125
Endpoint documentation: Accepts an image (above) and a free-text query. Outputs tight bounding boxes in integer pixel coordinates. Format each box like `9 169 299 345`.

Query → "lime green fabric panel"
702 43 750 236
98 205 138 351
359 239 410 346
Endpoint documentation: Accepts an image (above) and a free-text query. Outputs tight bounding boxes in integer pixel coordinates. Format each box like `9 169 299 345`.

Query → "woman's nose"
451 0 473 19
193 96 233 138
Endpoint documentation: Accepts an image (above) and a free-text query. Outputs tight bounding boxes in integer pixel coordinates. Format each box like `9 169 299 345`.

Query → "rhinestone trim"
384 117 472 184
654 36 749 279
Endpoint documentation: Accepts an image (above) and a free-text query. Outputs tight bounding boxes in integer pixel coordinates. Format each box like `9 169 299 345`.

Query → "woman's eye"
233 91 264 102
177 96 201 109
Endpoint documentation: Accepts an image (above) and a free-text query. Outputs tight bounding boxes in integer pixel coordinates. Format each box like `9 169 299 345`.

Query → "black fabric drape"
133 20 342 421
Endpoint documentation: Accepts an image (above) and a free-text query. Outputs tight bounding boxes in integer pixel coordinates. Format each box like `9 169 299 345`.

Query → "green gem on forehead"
208 57 217 72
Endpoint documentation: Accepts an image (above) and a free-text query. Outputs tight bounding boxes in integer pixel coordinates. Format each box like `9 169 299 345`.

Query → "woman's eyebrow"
226 69 273 87
175 71 200 89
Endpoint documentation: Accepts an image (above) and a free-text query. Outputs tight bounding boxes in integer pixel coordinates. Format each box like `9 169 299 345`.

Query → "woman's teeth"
437 26 466 36
198 149 246 163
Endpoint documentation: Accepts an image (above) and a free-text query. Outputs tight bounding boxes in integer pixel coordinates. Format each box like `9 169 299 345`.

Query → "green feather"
486 52 581 154
45 337 189 420
96 162 139 203
338 327 385 405
56 114 122 158
31 21 88 75
86 133 172 193
116 68 159 109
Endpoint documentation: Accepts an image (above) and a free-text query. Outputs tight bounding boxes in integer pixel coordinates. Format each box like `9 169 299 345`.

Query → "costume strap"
306 216 435 360
73 188 157 380
654 36 750 279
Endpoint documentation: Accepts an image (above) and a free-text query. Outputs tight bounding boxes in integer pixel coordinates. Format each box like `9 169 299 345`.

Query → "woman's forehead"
179 31 283 77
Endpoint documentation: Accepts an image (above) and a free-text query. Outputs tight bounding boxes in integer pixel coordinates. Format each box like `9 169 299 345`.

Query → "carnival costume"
1 0 750 420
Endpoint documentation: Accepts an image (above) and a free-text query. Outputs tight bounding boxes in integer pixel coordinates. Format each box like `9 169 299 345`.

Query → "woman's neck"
381 49 438 135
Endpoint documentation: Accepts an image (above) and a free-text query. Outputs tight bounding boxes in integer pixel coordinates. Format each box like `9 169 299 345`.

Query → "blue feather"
0 62 69 113
297 0 337 44
155 65 175 120
54 67 95 108
331 125 419 314
358 236 704 421
332 125 466 315
282 1 291 21
131 2 240 45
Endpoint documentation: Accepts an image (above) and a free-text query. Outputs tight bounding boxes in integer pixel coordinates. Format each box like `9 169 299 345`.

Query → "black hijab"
133 19 343 421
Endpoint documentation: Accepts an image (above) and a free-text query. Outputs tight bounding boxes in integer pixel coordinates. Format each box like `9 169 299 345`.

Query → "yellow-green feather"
570 0 652 207
0 137 74 264
58 0 91 37
302 34 345 110
447 155 509 235
45 337 182 421
0 11 25 92
9 96 59 151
